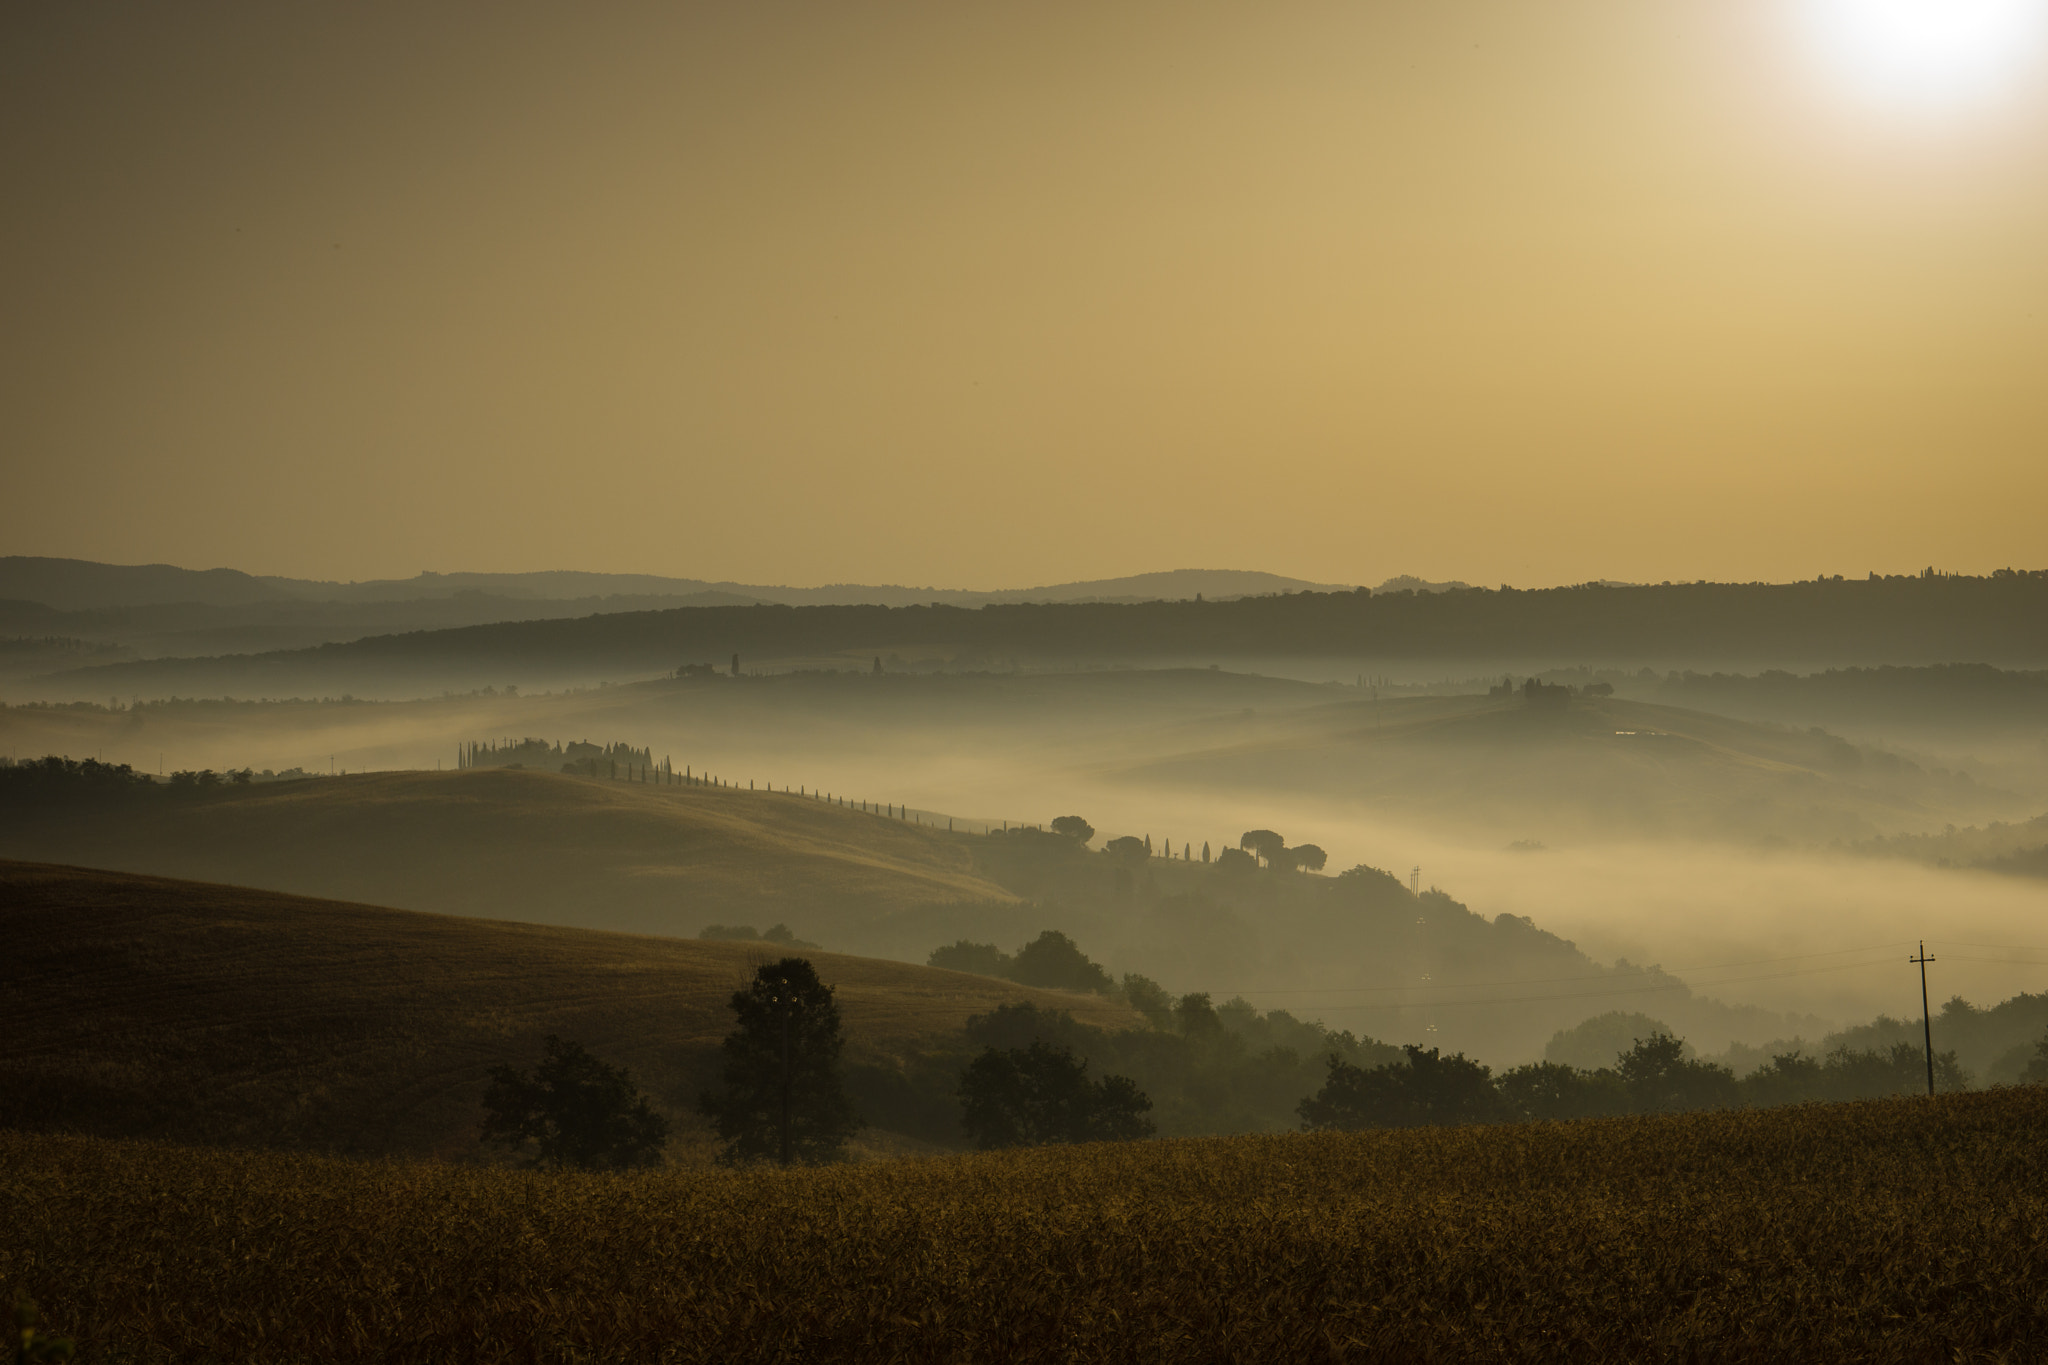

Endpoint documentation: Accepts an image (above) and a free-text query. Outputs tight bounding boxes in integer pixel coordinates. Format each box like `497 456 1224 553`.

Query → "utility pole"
1910 941 1937 1096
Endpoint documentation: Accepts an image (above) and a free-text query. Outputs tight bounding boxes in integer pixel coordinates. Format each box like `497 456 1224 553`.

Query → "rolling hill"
0 767 1015 945
1118 690 2022 842
0 861 1138 1160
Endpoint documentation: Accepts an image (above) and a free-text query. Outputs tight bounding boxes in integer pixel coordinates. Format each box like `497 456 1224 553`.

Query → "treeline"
458 737 654 774
52 571 2048 691
0 755 296 804
1854 815 2048 882
1298 1034 2011 1131
894 926 2048 1146
858 991 2045 1150
855 988 1404 1143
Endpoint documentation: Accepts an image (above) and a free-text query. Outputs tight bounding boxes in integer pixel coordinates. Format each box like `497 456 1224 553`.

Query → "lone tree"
1289 843 1328 873
700 957 860 1166
1050 815 1095 843
958 1041 1154 1148
480 1035 669 1170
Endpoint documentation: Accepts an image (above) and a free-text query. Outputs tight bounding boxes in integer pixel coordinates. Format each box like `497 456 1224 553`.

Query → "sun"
1794 0 2048 112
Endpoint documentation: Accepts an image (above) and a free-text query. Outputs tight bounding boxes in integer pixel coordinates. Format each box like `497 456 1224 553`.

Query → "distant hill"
0 861 1137 1159
0 557 1339 613
0 559 1346 674
0 558 299 611
23 571 2048 702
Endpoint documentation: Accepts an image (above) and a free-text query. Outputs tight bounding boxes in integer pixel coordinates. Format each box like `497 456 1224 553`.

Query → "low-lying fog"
6 665 2042 1062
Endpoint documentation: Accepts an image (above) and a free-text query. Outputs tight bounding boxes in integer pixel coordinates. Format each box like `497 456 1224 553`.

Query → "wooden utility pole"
1910 941 1937 1096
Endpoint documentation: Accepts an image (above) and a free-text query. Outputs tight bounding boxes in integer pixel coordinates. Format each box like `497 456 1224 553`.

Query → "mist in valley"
14 0 2048 1350
8 635 2044 1081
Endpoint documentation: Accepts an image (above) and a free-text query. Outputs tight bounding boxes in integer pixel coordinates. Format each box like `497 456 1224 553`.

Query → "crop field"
5 1087 2044 1363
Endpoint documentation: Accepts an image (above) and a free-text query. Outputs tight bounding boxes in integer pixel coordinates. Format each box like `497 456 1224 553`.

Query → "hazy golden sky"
5 2 2046 589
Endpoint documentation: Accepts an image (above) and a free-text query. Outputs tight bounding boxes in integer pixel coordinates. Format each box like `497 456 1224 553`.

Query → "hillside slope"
0 767 1014 943
0 862 1137 1160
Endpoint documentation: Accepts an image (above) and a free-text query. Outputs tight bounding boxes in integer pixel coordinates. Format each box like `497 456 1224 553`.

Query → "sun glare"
1794 0 2048 113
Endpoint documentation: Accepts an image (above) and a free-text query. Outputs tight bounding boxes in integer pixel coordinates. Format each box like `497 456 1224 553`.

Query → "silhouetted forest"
0 755 282 802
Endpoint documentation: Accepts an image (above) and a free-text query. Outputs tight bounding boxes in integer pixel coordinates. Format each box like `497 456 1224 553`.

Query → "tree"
929 940 1014 977
1616 1034 1738 1113
1289 843 1328 873
1239 829 1287 868
1214 846 1257 873
699 958 860 1166
1174 991 1223 1040
480 1035 669 1170
1496 1060 1626 1121
1104 834 1149 863
1121 972 1175 1030
1298 1046 1506 1130
1050 815 1095 843
958 1041 1154 1148
1545 1012 1678 1071
2022 1032 2048 1084
1007 930 1117 995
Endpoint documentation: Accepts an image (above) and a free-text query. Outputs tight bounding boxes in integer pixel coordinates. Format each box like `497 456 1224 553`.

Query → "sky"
5 1 2047 590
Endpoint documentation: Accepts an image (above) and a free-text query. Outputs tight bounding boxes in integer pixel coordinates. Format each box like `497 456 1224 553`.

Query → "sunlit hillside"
0 861 1136 1159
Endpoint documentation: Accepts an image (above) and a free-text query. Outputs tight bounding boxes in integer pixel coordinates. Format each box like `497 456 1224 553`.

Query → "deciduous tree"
1299 1046 1505 1130
1239 829 1287 868
958 1041 1154 1148
699 957 860 1166
480 1036 669 1170
1050 815 1095 843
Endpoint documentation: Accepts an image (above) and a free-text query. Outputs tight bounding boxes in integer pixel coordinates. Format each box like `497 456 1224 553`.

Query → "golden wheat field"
5 1087 2044 1363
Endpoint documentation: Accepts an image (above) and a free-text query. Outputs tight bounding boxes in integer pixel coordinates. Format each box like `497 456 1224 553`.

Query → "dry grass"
4 1087 2044 1362
0 767 1014 940
0 861 1134 1159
